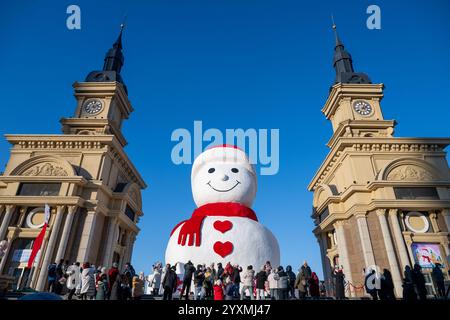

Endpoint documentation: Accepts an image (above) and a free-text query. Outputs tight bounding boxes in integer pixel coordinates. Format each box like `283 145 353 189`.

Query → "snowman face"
192 162 257 207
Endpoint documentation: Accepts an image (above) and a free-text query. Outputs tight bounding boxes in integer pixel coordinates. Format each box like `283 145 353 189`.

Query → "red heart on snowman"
213 220 233 233
213 241 233 258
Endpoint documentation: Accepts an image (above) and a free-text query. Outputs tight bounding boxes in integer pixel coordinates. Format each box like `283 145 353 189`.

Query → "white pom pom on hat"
191 144 256 178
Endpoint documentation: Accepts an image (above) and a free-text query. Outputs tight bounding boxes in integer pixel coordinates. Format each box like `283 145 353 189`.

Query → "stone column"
442 209 450 232
319 232 332 287
17 207 28 228
0 205 4 225
76 210 99 263
103 218 118 268
388 209 411 271
0 205 15 241
429 211 440 233
36 205 66 291
376 209 403 297
334 220 354 297
55 205 77 262
355 212 376 268
125 233 136 266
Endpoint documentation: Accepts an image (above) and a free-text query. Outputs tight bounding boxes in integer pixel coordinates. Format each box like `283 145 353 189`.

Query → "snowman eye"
208 168 215 173
231 168 239 173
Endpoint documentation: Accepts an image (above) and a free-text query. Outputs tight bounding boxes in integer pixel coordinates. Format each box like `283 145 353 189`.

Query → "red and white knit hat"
191 144 256 178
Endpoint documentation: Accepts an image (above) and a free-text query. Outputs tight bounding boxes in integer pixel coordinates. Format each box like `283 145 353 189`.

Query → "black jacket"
163 270 178 290
231 267 242 284
256 271 267 289
184 263 195 281
194 270 205 286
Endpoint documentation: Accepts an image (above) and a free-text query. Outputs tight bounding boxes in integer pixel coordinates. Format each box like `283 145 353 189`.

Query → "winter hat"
191 144 256 178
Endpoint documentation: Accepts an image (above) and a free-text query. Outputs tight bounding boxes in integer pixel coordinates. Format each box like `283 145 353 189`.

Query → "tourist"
213 279 224 300
217 263 224 281
65 262 81 300
108 262 120 299
162 265 177 300
80 262 96 300
402 265 416 301
47 262 58 293
231 264 243 293
412 263 427 300
267 268 279 300
180 260 195 300
96 273 108 300
309 272 320 298
365 269 379 300
277 266 289 300
300 261 312 295
256 266 268 300
332 267 346 300
62 260 69 275
54 259 65 294
380 269 395 300
193 264 205 300
224 277 236 300
286 265 296 299
265 261 272 274
150 263 162 296
432 263 445 298
123 262 136 283
241 265 255 300
131 273 144 300
110 274 122 300
210 263 217 281
203 267 213 299
121 272 132 300
224 262 234 279
319 280 327 297
294 269 307 299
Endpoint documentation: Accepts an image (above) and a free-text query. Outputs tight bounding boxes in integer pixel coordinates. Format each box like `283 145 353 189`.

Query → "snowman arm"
170 220 187 237
177 216 204 246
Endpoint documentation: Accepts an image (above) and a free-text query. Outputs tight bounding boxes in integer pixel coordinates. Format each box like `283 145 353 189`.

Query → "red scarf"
170 202 258 247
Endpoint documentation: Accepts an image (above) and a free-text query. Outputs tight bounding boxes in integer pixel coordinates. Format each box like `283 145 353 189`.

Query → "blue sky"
1 1 449 278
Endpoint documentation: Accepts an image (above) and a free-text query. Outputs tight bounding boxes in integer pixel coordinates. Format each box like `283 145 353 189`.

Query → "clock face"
83 99 103 115
353 100 373 116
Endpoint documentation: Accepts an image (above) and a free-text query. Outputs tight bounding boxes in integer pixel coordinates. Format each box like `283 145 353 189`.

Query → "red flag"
27 204 50 269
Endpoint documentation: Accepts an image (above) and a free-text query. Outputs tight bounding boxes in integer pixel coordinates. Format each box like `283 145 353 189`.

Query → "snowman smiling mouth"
207 181 241 192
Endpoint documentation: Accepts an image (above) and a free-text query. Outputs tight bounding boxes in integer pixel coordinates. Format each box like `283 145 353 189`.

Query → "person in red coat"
108 262 120 299
309 272 320 298
213 280 225 300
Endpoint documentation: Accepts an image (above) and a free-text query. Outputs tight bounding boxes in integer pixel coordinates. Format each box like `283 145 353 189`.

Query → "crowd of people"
43 258 448 300
46 259 144 300
158 260 326 300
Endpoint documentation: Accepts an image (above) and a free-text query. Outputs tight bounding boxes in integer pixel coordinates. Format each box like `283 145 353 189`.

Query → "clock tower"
61 24 132 147
0 25 146 292
309 23 450 298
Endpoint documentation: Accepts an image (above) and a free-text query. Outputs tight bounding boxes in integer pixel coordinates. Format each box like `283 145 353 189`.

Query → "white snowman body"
165 216 280 268
165 145 280 269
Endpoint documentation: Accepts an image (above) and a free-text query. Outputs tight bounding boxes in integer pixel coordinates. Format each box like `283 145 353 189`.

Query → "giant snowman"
165 145 280 269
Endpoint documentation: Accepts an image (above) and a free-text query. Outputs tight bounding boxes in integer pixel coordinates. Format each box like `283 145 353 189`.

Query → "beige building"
0 27 146 291
309 26 450 298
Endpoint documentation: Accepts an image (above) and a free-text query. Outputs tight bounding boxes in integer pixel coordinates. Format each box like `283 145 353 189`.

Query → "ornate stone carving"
387 165 434 181
23 163 68 176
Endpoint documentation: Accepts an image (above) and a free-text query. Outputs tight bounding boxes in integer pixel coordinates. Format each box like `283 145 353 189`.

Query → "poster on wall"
411 243 444 268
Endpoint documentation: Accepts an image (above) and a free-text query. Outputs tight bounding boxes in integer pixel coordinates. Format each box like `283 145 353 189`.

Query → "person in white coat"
80 262 96 300
151 266 162 296
267 268 279 300
66 262 81 300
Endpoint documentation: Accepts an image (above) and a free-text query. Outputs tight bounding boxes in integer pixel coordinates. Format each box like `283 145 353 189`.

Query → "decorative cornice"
4 134 147 189
308 137 450 191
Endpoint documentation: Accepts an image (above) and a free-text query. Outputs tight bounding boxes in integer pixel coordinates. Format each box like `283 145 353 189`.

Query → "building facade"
0 27 146 291
309 25 450 298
